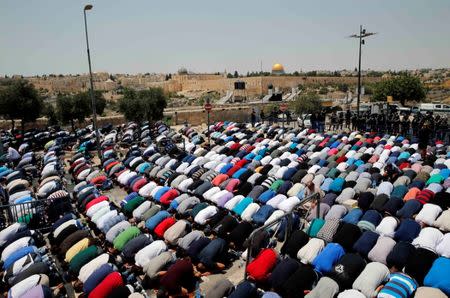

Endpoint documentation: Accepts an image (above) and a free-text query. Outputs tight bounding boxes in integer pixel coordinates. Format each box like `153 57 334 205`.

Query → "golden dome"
272 63 284 71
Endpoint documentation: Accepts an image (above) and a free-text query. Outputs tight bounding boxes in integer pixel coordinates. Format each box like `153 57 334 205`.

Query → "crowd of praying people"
0 116 449 298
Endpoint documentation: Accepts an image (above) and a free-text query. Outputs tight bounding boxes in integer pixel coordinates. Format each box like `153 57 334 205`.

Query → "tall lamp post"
349 25 377 116
83 4 102 160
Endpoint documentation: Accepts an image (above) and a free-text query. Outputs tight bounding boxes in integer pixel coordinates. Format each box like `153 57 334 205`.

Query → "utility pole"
349 26 377 116
83 4 102 160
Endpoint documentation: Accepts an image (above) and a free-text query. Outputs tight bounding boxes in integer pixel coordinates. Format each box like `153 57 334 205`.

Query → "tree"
319 87 328 95
118 87 168 123
233 71 239 78
297 84 305 91
0 79 43 131
364 84 374 95
140 88 167 122
337 83 349 93
0 86 19 130
332 71 341 77
118 89 144 123
55 90 104 131
91 90 106 115
293 92 322 122
77 90 106 115
43 104 59 126
56 94 88 131
372 75 426 105
367 71 383 77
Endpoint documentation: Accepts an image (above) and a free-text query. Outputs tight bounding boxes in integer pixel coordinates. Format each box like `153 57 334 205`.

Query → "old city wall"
26 74 382 97
29 73 117 93
178 76 263 95
175 76 382 96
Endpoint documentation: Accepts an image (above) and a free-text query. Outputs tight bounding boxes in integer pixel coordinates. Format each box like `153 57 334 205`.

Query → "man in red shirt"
154 217 176 238
159 189 180 206
88 271 124 298
246 248 278 282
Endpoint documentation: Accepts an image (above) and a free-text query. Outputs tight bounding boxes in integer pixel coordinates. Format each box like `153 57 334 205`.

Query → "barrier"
0 197 72 231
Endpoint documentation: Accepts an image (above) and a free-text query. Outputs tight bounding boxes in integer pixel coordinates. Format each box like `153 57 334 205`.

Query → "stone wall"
25 73 382 98
178 76 263 95
170 107 253 126
0 107 254 130
174 76 382 96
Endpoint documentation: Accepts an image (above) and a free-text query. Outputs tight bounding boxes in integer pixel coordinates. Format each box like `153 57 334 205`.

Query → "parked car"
419 103 450 113
297 114 312 128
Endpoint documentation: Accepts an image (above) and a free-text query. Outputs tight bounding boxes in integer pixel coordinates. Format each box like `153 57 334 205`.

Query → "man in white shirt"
7 146 21 163
134 240 167 268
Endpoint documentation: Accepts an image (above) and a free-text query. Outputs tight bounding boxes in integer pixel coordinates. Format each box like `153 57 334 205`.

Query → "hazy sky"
1 0 449 76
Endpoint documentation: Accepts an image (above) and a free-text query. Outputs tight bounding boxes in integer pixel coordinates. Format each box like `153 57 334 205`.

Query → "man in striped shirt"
377 272 418 298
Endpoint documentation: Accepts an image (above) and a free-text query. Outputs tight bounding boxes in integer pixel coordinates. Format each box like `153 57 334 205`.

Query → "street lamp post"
349 25 377 116
83 4 102 161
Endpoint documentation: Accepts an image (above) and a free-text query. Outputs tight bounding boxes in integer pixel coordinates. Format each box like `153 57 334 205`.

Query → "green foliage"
92 91 106 115
76 90 106 116
56 94 87 130
72 92 93 122
297 84 305 91
364 84 374 95
366 71 383 77
233 71 239 78
336 83 349 93
293 92 322 118
118 87 167 123
372 75 426 105
319 87 328 95
43 104 59 126
55 90 105 130
0 79 43 130
199 92 219 105
118 89 144 122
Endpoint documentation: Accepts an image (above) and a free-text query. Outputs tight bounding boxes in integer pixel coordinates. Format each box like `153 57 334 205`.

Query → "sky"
1 0 450 76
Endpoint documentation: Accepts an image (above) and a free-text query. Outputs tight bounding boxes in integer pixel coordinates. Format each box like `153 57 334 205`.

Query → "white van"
297 114 312 128
419 103 450 113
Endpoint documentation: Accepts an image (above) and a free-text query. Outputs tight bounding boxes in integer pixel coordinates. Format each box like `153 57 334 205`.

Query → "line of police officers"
327 110 448 141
